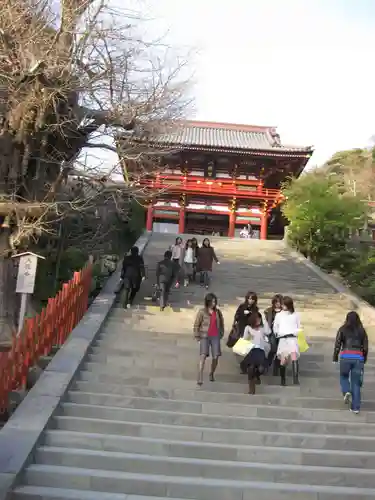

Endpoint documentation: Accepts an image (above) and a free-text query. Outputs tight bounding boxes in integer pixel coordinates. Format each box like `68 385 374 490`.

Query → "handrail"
139 178 281 199
0 263 92 414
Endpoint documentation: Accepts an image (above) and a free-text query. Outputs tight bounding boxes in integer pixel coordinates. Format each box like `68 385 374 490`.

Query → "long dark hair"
245 291 258 307
185 239 192 249
204 292 218 310
342 311 366 337
272 294 283 309
283 296 295 313
202 238 210 247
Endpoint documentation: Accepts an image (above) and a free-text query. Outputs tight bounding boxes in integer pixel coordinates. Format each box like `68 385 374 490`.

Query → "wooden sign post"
12 252 45 336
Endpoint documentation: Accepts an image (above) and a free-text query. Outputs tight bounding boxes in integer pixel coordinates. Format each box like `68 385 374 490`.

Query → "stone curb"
0 231 152 499
283 239 375 333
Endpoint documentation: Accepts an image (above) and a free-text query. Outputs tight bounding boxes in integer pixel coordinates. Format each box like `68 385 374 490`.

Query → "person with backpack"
333 311 368 414
121 246 145 309
156 250 175 311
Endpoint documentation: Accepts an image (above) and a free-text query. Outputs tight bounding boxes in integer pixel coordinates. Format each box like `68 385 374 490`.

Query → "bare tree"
0 0 192 338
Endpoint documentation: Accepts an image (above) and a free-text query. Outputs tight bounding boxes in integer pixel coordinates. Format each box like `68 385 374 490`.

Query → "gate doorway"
185 212 229 236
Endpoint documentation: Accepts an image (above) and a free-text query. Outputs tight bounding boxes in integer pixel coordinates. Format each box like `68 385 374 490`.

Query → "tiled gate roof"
153 120 313 156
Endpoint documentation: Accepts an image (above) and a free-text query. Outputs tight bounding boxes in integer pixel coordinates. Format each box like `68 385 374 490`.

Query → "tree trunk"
0 231 18 342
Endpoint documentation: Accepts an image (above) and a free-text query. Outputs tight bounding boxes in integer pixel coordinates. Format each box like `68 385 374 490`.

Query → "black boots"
248 378 256 395
280 365 286 386
273 358 280 376
292 360 300 385
280 362 299 386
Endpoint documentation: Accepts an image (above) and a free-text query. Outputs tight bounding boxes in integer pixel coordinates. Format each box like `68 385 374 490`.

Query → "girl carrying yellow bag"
232 338 254 357
297 329 310 353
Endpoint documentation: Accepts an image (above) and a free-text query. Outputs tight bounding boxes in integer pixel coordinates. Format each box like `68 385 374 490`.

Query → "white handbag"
232 338 254 357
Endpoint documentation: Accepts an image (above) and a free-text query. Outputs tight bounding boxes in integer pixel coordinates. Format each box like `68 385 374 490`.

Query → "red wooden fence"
0 263 92 414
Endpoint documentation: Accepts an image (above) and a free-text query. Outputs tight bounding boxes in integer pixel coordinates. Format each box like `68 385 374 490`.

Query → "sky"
81 0 375 172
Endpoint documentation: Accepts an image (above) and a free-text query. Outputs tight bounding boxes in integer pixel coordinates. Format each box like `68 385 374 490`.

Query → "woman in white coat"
273 296 301 386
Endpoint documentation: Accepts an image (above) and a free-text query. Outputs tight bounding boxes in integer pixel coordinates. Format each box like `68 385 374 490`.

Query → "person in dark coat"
121 246 145 308
197 238 219 289
234 291 259 338
264 294 283 375
156 250 174 311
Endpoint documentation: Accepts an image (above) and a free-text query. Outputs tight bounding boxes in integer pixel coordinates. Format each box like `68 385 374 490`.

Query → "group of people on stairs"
155 237 220 310
194 292 301 391
120 240 369 414
193 290 369 414
119 237 220 311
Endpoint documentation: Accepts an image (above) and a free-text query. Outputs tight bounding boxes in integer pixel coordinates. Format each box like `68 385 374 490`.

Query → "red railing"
139 177 282 200
0 263 92 414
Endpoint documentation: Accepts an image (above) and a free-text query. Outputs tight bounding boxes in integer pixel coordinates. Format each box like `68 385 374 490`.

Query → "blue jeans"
340 358 364 411
200 271 211 286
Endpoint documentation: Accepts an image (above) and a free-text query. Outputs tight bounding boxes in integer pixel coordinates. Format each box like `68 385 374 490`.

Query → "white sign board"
16 254 38 294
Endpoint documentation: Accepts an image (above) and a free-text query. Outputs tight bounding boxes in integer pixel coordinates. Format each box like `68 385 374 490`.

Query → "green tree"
323 148 375 200
282 173 366 266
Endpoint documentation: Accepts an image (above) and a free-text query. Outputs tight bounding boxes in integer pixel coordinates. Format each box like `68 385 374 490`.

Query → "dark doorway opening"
185 212 229 236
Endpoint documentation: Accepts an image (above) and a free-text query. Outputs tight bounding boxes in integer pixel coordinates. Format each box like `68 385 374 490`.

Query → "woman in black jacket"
234 291 259 338
333 311 368 414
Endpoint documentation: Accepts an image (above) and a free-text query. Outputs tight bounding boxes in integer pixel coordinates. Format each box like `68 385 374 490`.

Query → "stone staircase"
9 233 375 500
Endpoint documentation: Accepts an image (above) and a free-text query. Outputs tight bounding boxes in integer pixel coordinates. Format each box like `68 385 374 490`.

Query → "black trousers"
123 278 141 306
159 281 171 308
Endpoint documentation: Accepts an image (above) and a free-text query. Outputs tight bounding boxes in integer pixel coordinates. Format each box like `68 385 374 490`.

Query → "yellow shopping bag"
298 329 310 353
232 338 254 357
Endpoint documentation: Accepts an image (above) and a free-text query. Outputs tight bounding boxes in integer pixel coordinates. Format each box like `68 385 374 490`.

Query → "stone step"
94 334 343 352
20 464 375 499
11 486 184 500
70 383 375 410
92 332 369 352
92 337 361 358
34 446 375 488
76 370 371 397
87 350 375 370
65 391 375 421
79 363 375 387
58 402 375 435
43 429 375 469
86 352 362 373
51 415 375 452
81 360 373 383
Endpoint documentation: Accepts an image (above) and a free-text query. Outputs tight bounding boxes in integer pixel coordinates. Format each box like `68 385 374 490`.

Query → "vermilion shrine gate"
132 121 313 238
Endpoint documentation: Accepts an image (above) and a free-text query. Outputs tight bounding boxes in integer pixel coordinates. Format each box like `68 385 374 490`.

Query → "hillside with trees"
282 147 375 305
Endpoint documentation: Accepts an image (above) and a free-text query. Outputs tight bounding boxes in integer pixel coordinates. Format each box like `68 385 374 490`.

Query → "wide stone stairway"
9 233 375 499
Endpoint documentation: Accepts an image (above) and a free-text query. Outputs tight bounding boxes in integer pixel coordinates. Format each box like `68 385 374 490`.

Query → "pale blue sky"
82 0 375 172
